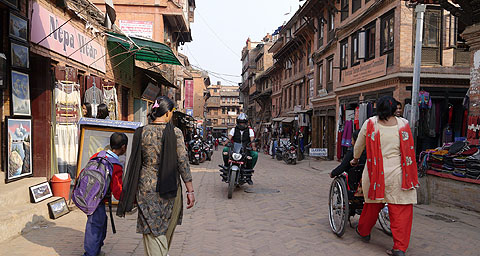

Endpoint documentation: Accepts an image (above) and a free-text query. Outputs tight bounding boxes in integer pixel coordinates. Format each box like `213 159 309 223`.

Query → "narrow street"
1 150 479 256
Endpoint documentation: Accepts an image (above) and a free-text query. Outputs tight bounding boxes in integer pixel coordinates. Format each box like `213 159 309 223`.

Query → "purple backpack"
72 151 119 215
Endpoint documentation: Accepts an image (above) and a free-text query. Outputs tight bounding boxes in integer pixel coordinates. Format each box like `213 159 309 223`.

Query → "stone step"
0 172 51 208
0 197 63 243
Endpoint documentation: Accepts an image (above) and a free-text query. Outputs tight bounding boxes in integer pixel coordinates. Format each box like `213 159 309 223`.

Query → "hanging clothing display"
354 106 360 130
341 120 353 147
359 103 368 128
54 82 82 179
103 85 118 120
84 83 104 106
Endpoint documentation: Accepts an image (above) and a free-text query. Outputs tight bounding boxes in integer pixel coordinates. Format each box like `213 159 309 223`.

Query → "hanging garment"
337 130 343 160
341 120 353 147
354 106 360 130
84 85 104 105
367 102 374 118
55 124 79 180
428 104 436 137
103 87 118 120
359 103 368 128
419 91 432 109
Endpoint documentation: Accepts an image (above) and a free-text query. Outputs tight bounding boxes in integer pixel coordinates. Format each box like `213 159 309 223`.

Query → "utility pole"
410 4 426 138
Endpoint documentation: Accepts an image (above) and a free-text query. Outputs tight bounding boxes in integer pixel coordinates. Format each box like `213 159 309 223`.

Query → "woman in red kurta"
351 96 419 256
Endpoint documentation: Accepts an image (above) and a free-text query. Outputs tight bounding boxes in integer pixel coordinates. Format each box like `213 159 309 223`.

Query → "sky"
180 0 302 86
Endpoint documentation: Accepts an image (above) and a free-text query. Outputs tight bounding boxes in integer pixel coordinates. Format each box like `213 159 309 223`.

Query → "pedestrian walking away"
117 96 195 256
351 96 419 256
81 132 128 256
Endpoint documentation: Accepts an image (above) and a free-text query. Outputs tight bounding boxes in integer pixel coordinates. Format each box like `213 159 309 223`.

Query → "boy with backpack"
74 132 128 256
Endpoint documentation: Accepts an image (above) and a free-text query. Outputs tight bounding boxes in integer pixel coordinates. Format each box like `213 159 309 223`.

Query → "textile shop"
28 0 117 181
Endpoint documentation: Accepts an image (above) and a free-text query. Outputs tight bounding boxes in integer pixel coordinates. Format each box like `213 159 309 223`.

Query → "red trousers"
357 203 413 252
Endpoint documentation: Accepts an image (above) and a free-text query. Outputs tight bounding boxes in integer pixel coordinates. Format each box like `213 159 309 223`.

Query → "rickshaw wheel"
328 176 349 237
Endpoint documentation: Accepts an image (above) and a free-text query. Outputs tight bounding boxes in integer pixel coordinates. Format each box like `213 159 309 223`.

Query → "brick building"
266 0 469 160
205 83 242 137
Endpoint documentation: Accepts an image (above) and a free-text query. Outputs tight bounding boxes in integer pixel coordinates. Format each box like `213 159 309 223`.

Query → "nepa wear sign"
30 1 106 73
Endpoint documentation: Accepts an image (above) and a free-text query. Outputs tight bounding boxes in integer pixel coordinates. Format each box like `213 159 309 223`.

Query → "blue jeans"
84 202 107 256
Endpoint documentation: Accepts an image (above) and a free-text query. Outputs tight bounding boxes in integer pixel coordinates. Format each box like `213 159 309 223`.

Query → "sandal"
386 249 405 256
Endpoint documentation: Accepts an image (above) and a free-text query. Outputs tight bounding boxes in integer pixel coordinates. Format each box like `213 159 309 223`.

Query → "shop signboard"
342 55 387 86
119 20 153 39
141 82 160 101
184 79 194 109
309 148 328 157
30 1 106 73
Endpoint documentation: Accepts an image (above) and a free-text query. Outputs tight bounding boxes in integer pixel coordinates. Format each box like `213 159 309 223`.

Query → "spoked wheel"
328 176 349 237
378 204 392 236
227 170 236 199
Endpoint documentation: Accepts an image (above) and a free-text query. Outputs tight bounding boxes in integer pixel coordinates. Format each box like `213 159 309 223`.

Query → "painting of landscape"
6 118 32 182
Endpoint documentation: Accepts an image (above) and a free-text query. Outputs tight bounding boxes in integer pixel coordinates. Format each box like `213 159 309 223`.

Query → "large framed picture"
9 12 27 42
5 117 32 183
29 181 53 203
76 118 142 178
11 70 30 116
47 197 69 219
1 0 18 10
10 41 29 69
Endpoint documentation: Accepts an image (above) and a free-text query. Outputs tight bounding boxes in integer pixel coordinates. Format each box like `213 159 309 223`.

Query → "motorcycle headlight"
232 153 242 161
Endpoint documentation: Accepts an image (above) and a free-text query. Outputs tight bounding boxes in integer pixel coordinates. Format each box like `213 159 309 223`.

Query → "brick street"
1 151 480 256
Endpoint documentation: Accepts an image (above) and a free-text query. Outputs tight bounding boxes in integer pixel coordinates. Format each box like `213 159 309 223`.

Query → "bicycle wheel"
378 205 392 236
328 176 349 237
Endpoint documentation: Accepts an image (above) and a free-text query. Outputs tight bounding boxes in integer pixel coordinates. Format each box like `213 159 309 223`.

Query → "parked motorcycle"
203 141 214 161
188 139 202 165
275 144 284 161
219 141 256 199
282 141 297 165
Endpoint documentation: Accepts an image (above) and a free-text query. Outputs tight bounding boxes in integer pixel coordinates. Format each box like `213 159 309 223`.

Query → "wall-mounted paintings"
10 42 29 69
11 70 30 116
6 117 32 183
9 12 27 42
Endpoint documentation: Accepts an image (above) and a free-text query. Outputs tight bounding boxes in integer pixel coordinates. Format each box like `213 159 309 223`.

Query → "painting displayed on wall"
10 42 29 69
11 70 30 116
9 12 27 42
29 182 53 203
1 0 18 9
47 198 69 219
6 117 32 183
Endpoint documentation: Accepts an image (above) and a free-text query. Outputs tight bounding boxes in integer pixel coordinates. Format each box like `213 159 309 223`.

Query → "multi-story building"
206 83 242 137
270 0 470 160
240 38 261 122
93 0 196 110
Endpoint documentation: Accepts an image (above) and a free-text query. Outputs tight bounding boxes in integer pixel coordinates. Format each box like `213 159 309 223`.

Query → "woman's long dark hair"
83 102 92 118
96 103 110 119
376 96 397 121
148 96 174 122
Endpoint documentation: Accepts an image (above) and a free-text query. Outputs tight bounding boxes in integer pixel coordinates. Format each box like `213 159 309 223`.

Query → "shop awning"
272 117 285 122
107 32 182 65
136 63 177 89
282 117 295 123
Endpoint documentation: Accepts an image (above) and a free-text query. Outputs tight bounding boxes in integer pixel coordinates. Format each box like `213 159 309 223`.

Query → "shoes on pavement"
355 227 370 243
386 249 406 256
247 180 253 185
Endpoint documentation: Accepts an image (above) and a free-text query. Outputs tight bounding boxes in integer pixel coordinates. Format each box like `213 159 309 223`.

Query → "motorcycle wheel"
200 152 207 163
228 170 236 199
292 159 297 165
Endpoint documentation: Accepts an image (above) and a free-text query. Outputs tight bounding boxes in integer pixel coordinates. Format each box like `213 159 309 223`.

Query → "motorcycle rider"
223 113 258 170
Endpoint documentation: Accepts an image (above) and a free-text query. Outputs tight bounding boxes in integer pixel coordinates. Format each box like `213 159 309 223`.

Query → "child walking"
83 132 128 256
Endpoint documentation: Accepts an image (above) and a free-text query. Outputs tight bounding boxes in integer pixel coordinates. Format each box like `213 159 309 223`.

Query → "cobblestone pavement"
1 151 480 256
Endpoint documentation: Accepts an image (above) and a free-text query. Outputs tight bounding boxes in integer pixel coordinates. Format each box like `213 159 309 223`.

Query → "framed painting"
11 70 30 116
1 0 18 10
10 41 29 69
29 181 53 203
9 12 27 42
47 197 69 219
76 118 141 178
5 117 32 183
